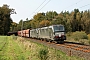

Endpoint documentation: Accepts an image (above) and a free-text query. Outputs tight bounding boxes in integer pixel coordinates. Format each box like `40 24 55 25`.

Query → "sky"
0 0 90 23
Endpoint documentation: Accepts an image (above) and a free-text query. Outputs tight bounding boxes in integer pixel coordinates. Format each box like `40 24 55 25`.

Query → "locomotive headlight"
59 34 61 37
61 32 65 39
59 32 65 37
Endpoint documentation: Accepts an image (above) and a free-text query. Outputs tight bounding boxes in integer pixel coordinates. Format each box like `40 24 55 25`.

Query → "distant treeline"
12 9 90 34
0 4 90 35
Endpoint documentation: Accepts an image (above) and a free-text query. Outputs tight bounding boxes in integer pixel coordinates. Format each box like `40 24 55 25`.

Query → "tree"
69 9 79 32
46 11 58 21
33 13 45 21
0 4 16 35
39 20 50 27
10 22 17 31
81 10 90 33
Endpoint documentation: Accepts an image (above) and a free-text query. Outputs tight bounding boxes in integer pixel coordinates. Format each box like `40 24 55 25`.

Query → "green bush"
38 48 49 60
79 40 84 44
87 34 90 40
89 40 90 45
67 32 72 36
72 31 88 41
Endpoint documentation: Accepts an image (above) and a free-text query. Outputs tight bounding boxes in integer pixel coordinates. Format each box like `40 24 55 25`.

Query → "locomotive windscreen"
53 25 64 32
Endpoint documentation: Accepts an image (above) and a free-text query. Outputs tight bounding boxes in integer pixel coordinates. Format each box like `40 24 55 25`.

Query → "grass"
0 36 85 60
0 36 26 60
0 36 30 60
66 31 90 45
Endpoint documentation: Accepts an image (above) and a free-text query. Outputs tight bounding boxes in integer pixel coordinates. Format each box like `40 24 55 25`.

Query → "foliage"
33 13 45 21
46 11 58 21
89 40 90 44
87 34 90 40
72 31 88 41
0 4 16 35
10 22 17 31
39 20 50 27
38 48 49 60
66 32 72 37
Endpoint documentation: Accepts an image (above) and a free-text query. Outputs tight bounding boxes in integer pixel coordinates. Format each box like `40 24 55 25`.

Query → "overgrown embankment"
0 36 85 60
66 31 90 45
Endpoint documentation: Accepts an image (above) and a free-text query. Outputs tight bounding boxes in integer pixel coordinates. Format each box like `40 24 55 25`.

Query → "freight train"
8 25 66 43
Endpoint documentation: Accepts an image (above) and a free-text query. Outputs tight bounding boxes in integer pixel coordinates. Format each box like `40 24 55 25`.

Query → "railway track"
25 37 90 60
56 43 90 53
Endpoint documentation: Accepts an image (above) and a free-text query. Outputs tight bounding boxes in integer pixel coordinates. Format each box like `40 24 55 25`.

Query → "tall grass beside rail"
18 37 84 60
87 34 90 44
66 31 90 45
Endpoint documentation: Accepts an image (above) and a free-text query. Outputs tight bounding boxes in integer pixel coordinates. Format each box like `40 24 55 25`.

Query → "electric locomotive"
37 25 66 43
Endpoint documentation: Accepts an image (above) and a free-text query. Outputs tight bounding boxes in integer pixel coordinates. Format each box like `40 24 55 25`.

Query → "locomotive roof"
37 25 63 29
30 24 64 30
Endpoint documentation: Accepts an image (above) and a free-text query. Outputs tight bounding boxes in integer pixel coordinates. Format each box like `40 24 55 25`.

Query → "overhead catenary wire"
27 0 47 19
37 0 51 13
63 0 90 11
79 4 90 8
28 0 89 19
28 0 51 19
62 0 83 11
31 0 47 15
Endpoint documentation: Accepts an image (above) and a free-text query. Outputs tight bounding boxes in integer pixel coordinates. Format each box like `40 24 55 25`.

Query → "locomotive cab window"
53 25 64 32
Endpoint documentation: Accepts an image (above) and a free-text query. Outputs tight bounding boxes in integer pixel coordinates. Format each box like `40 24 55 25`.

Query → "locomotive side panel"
30 29 38 38
38 26 54 41
38 27 49 39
